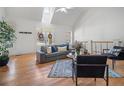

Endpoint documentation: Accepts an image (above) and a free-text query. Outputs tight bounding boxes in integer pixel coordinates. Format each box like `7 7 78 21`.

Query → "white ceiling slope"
4 7 89 27
5 7 43 21
51 7 89 27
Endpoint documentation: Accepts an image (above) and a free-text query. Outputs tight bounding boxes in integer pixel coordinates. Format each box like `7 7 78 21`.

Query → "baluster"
106 42 108 50
100 43 102 54
91 40 93 54
95 42 97 54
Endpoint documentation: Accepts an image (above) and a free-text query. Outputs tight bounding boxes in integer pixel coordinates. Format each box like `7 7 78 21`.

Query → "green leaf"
0 20 16 53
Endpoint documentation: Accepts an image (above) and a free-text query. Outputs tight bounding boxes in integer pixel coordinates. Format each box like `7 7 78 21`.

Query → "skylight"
42 7 55 24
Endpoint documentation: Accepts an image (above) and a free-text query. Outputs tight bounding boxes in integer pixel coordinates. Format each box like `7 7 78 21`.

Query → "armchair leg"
106 78 109 86
106 65 109 86
72 70 74 82
76 77 78 86
112 60 116 70
94 78 96 82
72 62 74 82
94 78 96 85
72 76 74 82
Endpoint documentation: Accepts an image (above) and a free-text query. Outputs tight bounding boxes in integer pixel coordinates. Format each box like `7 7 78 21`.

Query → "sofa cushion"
46 52 59 58
46 51 70 58
57 51 70 56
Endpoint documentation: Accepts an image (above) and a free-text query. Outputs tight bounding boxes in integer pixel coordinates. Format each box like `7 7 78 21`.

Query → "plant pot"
0 56 9 67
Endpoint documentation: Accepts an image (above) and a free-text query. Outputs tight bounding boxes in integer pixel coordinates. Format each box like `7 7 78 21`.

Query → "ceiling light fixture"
56 7 73 13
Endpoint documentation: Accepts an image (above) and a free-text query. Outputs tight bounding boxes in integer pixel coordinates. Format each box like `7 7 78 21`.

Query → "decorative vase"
76 50 80 55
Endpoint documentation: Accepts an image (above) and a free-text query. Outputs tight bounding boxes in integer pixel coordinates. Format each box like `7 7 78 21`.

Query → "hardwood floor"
0 53 124 86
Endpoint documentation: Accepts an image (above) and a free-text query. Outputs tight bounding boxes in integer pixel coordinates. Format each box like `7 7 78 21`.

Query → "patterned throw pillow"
47 47 52 54
108 48 121 56
58 46 67 52
113 49 122 56
108 48 114 54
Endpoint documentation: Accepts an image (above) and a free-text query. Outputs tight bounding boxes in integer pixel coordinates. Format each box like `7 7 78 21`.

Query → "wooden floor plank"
0 53 124 86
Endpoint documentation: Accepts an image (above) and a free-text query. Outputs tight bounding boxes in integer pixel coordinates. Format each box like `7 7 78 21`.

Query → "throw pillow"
47 47 52 54
113 49 122 56
108 47 121 56
51 46 57 53
58 46 67 52
108 47 114 54
41 46 47 53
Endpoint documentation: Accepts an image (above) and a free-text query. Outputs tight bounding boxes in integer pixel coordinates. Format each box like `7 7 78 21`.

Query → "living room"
1 7 124 87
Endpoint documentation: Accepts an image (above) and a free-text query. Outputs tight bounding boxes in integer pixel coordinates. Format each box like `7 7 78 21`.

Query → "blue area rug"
48 59 123 78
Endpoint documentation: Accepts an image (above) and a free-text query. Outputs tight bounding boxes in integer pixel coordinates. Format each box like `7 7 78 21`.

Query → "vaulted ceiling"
51 7 88 27
4 7 89 27
5 7 43 21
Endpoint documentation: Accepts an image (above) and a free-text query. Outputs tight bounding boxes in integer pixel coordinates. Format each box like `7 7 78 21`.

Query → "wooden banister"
77 40 114 54
91 40 113 54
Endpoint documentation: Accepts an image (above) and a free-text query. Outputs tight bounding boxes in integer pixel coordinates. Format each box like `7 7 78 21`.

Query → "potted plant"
73 41 82 55
0 20 16 67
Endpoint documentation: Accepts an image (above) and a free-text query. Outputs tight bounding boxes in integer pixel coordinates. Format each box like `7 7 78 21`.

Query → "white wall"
52 25 72 44
7 18 40 55
73 8 124 46
0 8 5 21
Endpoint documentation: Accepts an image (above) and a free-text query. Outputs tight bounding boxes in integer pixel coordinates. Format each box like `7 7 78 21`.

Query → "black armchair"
102 46 124 70
73 55 108 86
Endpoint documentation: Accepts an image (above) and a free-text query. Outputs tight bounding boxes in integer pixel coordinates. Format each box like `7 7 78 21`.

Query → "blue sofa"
36 44 71 64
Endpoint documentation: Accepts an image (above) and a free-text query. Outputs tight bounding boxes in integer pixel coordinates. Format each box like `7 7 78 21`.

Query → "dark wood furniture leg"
106 65 109 86
76 77 78 86
112 59 116 70
72 62 74 82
